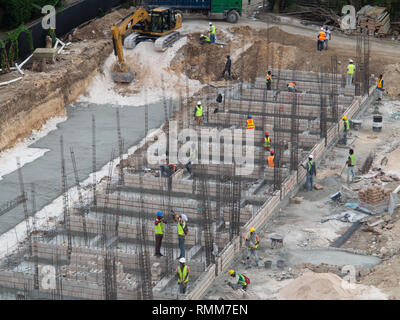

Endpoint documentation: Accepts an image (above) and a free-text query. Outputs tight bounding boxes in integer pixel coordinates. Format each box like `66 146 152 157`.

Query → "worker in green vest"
199 33 211 45
245 228 260 268
154 211 164 256
209 22 216 43
176 257 190 294
194 101 203 126
228 269 250 290
346 59 355 86
263 131 271 151
265 71 273 90
342 115 350 145
346 149 356 184
301 155 316 191
172 210 188 259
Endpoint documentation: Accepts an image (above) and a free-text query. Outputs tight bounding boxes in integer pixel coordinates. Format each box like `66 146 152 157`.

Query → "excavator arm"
110 8 151 72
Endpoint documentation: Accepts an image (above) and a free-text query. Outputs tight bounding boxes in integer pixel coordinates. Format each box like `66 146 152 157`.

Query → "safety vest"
190 148 197 161
288 82 295 88
347 64 355 75
349 154 355 166
318 31 326 41
268 155 274 167
247 118 255 129
266 74 272 83
202 35 210 42
177 265 189 283
177 221 186 236
210 25 216 35
264 136 271 147
195 105 203 117
377 78 383 89
247 233 259 249
237 273 247 286
344 119 350 131
307 160 314 172
155 220 164 235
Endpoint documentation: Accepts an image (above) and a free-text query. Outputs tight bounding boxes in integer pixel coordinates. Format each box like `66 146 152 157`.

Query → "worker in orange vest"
287 81 296 92
317 27 326 51
247 115 255 129
267 150 275 167
377 74 384 101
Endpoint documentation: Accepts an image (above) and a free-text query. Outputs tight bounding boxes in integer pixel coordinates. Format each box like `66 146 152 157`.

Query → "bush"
1 0 33 29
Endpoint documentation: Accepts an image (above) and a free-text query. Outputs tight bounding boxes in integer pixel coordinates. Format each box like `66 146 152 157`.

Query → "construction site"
1 1 400 300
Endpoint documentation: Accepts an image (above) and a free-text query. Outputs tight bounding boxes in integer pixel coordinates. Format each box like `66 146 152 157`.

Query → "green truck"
144 0 242 23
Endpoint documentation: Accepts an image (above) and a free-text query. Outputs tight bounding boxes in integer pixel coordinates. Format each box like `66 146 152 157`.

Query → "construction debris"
357 5 391 36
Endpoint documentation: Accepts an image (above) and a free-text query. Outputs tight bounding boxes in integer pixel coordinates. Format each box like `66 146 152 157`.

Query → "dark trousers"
266 81 271 90
179 282 187 294
317 40 324 51
155 234 163 255
185 161 193 174
221 68 231 79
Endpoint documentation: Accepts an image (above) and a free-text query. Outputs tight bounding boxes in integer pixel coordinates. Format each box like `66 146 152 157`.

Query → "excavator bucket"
111 70 135 83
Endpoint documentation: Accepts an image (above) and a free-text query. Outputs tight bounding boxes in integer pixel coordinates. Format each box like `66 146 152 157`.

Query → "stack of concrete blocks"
358 186 391 205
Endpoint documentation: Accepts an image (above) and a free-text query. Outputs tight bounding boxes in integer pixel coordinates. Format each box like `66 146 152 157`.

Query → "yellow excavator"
111 7 182 83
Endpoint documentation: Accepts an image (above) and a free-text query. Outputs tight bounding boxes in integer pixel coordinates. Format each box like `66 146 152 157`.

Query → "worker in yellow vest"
287 81 296 92
176 257 190 294
209 22 216 43
264 131 271 150
154 211 164 256
317 27 326 51
228 269 250 290
346 149 356 184
267 149 275 168
172 210 188 259
342 116 350 145
265 71 272 90
247 115 255 129
199 33 211 45
377 74 384 101
244 228 260 267
346 59 355 85
194 101 203 126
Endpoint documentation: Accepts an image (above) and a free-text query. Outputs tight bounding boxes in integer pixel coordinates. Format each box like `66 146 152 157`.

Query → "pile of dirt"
383 63 400 98
278 271 387 300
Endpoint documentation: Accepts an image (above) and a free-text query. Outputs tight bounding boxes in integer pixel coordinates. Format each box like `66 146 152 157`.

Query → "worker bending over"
245 228 260 268
228 269 250 291
263 131 271 151
346 149 356 184
265 71 272 90
154 211 165 256
176 257 190 294
267 149 275 168
247 115 255 129
346 59 355 85
199 34 210 45
377 74 384 101
342 116 350 145
317 27 326 51
209 22 216 43
194 101 203 126
287 81 296 92
301 155 316 191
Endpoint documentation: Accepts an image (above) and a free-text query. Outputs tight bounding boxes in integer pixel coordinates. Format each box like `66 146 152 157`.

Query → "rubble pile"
358 186 391 205
357 5 391 36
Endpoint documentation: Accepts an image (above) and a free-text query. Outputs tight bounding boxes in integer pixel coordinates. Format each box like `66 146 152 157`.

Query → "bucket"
264 260 272 269
372 115 383 132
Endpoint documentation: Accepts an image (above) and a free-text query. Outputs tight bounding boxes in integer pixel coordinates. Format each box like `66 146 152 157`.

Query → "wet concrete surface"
0 101 169 235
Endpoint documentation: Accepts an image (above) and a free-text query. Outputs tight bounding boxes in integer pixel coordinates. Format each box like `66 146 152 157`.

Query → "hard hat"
228 269 235 276
209 22 212 25
309 155 313 159
248 115 252 119
197 101 201 105
270 149 274 155
181 214 188 222
342 116 347 120
265 131 269 135
249 227 255 233
320 27 324 31
349 59 353 63
179 257 186 263
200 34 204 37
157 211 163 217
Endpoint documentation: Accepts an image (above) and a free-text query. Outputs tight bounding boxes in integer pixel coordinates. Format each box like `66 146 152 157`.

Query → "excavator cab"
150 8 177 33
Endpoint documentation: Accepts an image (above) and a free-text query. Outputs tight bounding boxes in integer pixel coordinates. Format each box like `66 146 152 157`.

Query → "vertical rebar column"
30 183 39 290
290 91 299 171
92 115 97 206
16 158 31 256
330 55 339 122
355 34 362 96
229 163 241 241
363 33 370 96
273 105 283 193
319 66 328 144
116 109 125 185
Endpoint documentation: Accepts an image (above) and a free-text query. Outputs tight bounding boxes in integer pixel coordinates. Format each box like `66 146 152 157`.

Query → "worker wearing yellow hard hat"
228 269 250 290
245 228 260 268
342 115 350 145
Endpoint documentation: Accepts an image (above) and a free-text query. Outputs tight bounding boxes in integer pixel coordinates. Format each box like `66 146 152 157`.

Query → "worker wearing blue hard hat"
154 211 165 256
247 114 255 129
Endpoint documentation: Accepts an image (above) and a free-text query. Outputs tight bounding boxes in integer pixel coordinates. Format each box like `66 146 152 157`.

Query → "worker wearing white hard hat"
209 21 216 43
194 100 203 126
171 210 188 260
346 59 355 86
176 256 189 293
301 155 316 191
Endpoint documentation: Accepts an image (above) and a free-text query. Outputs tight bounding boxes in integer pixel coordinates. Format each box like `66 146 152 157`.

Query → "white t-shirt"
159 153 167 166
325 29 331 39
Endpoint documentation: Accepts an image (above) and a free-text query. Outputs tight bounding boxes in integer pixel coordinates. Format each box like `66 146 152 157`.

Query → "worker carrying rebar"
185 143 198 175
247 115 255 129
317 27 326 51
221 55 232 80
176 257 190 294
346 148 356 184
194 101 203 126
209 22 216 43
154 211 164 257
199 33 211 45
267 149 275 168
228 269 250 290
172 210 188 259
346 59 355 86
301 155 316 191
265 71 273 90
342 116 350 145
287 81 296 92
244 228 260 268
263 131 271 151
377 74 384 101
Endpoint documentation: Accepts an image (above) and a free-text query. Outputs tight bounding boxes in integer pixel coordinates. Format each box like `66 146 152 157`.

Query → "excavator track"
154 31 180 52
